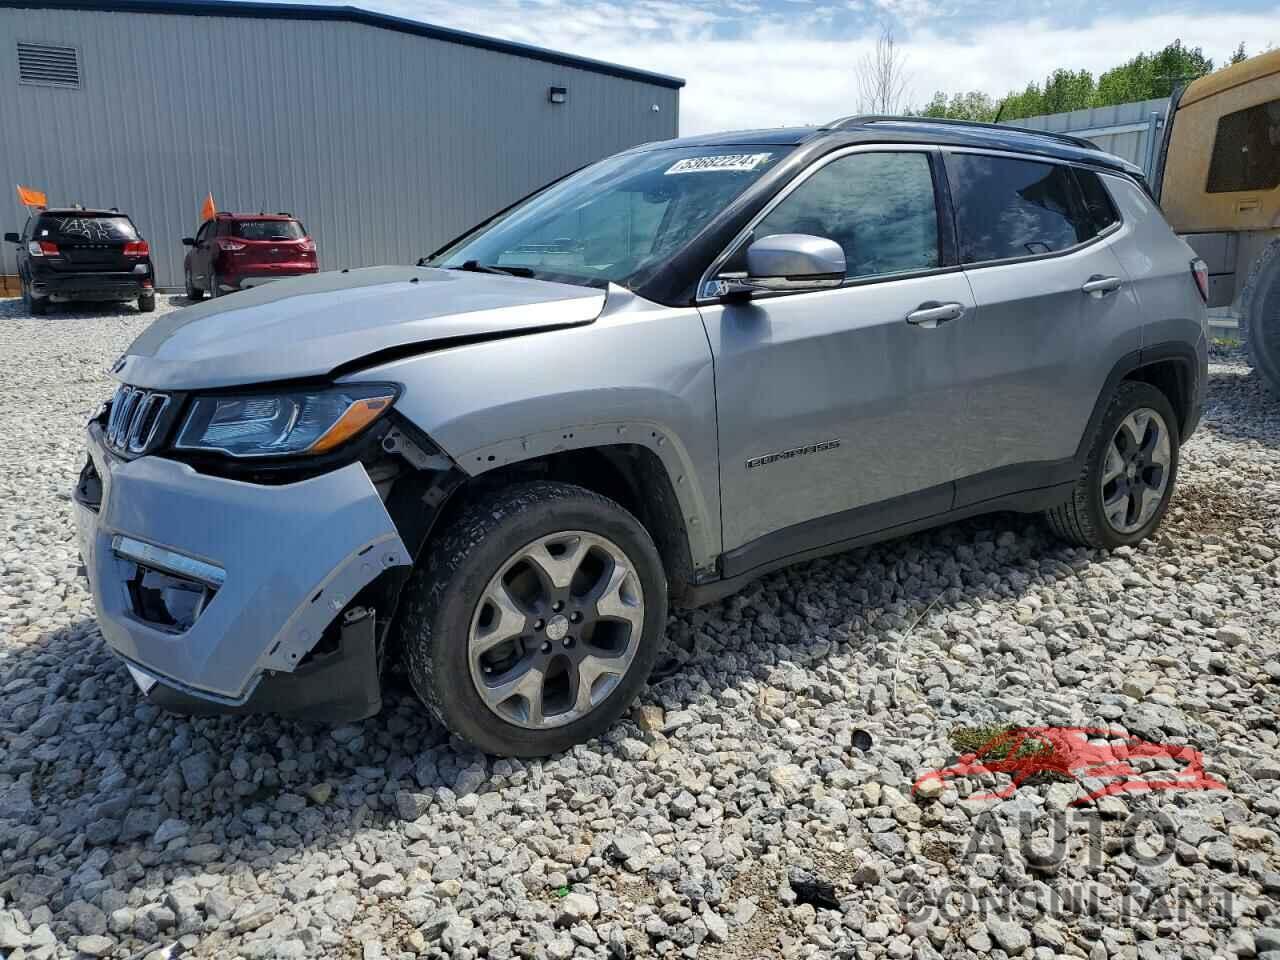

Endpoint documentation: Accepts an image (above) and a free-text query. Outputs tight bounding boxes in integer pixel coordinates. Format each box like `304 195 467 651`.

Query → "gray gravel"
1 296 1278 960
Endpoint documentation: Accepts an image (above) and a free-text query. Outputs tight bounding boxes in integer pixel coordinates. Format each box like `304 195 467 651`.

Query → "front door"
700 148 975 575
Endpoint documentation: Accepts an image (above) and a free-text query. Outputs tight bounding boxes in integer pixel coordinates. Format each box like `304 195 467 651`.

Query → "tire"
1045 381 1180 550
400 481 668 757
208 271 220 298
22 276 47 316
1239 238 1280 396
185 267 204 301
138 293 155 313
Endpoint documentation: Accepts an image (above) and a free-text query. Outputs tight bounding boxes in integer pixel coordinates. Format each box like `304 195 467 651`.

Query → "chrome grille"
106 385 171 455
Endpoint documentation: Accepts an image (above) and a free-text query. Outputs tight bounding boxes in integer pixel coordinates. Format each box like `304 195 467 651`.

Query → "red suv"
182 213 317 298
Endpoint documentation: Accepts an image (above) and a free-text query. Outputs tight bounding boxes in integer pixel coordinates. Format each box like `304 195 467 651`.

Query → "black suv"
6 208 155 314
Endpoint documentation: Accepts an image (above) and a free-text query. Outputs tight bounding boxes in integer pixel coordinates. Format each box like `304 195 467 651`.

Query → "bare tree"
856 26 911 115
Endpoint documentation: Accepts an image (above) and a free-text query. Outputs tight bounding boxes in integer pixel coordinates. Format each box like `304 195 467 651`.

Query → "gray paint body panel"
701 272 977 552
76 423 411 700
342 285 723 569
0 6 679 287
115 266 606 389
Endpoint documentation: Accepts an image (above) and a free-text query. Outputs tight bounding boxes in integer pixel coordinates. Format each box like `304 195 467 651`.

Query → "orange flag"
200 192 216 223
17 184 47 208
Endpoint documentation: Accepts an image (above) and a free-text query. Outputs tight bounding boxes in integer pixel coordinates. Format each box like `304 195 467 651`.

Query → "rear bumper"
74 422 412 720
30 269 150 301
219 266 318 292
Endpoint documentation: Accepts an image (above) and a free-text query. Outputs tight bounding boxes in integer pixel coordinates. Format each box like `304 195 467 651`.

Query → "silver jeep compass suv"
76 117 1209 756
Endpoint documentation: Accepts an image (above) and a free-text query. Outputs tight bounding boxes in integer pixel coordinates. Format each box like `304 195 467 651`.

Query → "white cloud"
361 0 1279 134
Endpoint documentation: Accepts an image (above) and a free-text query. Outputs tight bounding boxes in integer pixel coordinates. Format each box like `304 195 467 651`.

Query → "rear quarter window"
945 153 1096 264
35 215 138 242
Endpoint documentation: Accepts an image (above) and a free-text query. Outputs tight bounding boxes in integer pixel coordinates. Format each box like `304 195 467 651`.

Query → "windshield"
429 145 791 288
232 219 306 240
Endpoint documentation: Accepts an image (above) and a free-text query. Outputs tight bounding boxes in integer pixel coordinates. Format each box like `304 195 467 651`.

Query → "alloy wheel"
1100 407 1172 534
468 530 644 729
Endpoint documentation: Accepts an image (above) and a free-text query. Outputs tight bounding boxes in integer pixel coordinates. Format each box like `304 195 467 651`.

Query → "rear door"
700 147 975 571
942 151 1141 506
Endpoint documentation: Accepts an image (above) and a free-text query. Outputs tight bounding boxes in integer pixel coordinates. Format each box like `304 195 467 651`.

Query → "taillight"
123 240 149 257
299 238 316 253
28 240 58 257
218 239 247 252
1191 258 1209 304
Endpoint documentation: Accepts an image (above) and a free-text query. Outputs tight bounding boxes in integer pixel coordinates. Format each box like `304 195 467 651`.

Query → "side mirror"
709 234 845 298
3 233 19 244
181 237 195 246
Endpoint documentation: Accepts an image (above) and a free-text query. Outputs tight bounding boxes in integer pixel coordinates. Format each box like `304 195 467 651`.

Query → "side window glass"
1207 98 1280 193
751 152 939 280
1074 169 1119 235
946 154 1094 264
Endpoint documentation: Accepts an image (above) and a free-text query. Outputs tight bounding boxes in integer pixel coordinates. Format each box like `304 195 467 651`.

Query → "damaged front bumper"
74 422 412 721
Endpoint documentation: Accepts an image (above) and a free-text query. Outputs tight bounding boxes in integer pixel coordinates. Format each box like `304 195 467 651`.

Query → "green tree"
1094 39 1214 104
1229 42 1248 65
919 90 998 121
1040 68 1095 114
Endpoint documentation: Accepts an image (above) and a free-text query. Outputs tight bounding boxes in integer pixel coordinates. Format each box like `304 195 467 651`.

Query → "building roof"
1180 48 1280 109
0 0 686 89
636 115 1143 175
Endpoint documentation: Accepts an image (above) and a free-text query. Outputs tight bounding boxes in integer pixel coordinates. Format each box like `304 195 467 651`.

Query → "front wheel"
399 481 668 757
1045 381 1180 549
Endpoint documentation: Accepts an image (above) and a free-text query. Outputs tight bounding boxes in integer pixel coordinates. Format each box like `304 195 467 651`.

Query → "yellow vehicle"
1154 49 1280 392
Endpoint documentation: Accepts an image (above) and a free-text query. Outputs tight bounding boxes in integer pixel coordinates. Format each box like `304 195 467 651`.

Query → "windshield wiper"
450 260 536 278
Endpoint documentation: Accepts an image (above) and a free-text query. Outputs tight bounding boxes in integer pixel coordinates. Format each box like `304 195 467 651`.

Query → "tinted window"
33 214 138 243
1207 99 1280 193
1074 169 1119 234
946 154 1093 263
751 152 939 280
231 219 306 240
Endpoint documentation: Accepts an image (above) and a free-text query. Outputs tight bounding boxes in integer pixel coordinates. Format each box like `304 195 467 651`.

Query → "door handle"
1081 275 1122 297
905 301 964 328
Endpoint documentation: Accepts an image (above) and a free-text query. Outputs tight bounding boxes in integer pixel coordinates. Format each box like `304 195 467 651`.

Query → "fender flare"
456 419 718 574
1074 342 1202 464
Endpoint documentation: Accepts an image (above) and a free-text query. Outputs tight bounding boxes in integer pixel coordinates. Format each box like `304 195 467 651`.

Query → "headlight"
175 384 397 458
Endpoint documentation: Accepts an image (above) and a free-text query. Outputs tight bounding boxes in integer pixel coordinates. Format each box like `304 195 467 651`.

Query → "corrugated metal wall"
1005 98 1170 173
0 7 680 287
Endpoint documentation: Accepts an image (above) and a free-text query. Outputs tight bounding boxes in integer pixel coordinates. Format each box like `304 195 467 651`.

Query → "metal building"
0 0 683 288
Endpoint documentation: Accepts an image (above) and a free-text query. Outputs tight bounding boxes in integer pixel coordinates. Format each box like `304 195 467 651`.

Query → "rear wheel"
22 276 47 316
400 481 668 757
138 292 155 313
184 267 204 301
1240 238 1280 396
1046 381 1180 550
208 271 220 298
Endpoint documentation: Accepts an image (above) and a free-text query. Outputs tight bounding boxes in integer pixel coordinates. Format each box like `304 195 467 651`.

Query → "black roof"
0 0 685 89
634 115 1143 176
36 207 130 216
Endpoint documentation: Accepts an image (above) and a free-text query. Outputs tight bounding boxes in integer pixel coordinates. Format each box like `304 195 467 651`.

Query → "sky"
317 0 1279 134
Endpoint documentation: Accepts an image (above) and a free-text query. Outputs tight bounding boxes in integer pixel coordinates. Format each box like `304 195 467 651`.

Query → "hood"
115 266 607 390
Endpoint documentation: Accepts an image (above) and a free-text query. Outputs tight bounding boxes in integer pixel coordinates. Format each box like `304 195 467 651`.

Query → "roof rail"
823 114 1099 150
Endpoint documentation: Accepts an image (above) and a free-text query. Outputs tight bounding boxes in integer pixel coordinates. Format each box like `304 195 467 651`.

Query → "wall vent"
17 42 80 88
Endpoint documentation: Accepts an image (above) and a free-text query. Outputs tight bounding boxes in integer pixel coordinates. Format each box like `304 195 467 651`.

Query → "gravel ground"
1 295 1279 960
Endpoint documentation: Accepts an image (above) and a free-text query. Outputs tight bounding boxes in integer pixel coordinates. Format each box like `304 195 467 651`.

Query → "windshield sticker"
665 152 773 175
